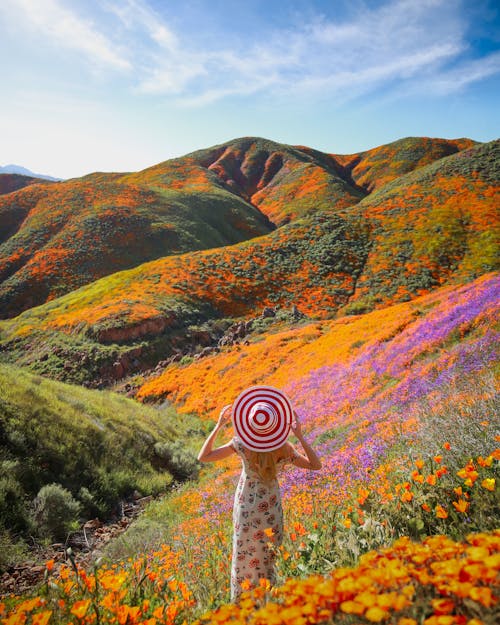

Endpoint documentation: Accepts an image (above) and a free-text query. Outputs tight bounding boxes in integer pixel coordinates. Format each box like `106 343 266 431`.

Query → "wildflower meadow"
2 272 498 625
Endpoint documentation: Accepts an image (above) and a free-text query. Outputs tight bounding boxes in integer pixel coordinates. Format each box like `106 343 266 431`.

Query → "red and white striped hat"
232 385 293 452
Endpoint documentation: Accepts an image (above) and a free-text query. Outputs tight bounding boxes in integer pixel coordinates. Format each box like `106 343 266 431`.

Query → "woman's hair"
247 450 277 482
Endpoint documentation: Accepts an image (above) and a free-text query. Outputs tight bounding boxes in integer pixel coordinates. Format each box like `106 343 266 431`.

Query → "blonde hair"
247 450 277 483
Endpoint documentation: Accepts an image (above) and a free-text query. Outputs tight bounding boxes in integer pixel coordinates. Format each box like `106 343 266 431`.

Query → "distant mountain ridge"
0 164 61 181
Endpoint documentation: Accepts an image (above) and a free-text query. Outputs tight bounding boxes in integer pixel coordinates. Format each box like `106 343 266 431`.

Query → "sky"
0 0 499 179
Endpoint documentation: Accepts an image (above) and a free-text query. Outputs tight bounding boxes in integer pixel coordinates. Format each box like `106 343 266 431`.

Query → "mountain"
0 138 497 388
0 164 61 181
0 136 477 318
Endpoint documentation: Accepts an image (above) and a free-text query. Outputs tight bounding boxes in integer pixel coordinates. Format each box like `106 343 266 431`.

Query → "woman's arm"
197 404 235 463
289 412 322 470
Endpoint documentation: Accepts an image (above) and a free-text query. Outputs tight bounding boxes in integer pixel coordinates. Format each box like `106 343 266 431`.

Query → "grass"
0 363 204 567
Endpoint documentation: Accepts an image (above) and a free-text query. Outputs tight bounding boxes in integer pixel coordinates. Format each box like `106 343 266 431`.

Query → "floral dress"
230 436 297 601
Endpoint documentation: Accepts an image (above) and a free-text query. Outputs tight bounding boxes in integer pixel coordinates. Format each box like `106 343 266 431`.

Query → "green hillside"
0 363 202 564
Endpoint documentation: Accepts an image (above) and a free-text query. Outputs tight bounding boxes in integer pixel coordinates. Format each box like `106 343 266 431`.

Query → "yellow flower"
365 606 389 622
469 586 494 607
481 478 495 491
340 600 365 615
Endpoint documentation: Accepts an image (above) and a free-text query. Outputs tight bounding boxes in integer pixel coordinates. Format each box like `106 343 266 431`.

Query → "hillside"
5 273 497 621
332 136 476 192
0 171 273 318
0 139 497 387
0 136 474 318
0 173 54 196
0 363 201 563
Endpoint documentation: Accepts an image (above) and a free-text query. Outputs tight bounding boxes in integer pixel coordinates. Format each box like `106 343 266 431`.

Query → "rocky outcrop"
96 315 174 343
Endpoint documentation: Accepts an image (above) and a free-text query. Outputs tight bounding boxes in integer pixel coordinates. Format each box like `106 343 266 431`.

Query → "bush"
154 440 199 481
0 470 31 534
32 483 81 541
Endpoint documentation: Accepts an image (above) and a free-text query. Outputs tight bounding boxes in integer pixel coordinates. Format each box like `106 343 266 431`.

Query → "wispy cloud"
1 0 131 71
2 0 499 105
125 0 499 105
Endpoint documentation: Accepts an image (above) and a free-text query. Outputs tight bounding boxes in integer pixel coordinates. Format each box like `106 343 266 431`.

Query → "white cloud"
424 51 500 94
124 0 498 105
1 0 131 71
2 0 499 105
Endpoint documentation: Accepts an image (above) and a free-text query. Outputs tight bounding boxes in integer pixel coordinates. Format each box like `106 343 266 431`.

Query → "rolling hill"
0 173 54 196
0 136 476 318
0 138 497 388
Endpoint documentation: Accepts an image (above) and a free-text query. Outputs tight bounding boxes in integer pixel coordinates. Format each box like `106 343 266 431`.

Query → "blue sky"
1 0 499 179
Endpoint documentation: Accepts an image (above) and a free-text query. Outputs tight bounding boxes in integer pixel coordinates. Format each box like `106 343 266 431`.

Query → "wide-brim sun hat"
232 385 294 452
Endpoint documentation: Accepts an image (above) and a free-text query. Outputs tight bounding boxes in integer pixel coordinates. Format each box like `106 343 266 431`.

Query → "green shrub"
32 483 81 541
0 470 30 534
153 440 199 481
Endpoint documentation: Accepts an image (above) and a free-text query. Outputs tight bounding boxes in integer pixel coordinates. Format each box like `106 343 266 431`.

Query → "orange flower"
415 459 424 470
443 442 451 450
431 598 455 614
45 560 55 572
435 505 448 519
411 471 424 484
358 486 370 505
293 522 307 536
426 474 437 486
401 491 413 503
263 527 274 537
477 455 493 467
433 455 442 464
70 600 91 620
31 612 52 625
422 503 431 512
452 499 469 513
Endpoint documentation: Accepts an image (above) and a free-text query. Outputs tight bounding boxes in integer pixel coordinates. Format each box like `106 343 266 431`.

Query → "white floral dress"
230 436 297 601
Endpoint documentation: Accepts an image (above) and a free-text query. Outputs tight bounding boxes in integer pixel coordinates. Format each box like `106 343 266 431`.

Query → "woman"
197 392 321 601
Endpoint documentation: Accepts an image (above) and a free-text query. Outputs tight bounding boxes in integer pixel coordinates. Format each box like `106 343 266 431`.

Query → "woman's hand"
290 410 322 470
217 404 232 429
291 411 303 439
